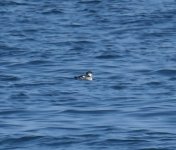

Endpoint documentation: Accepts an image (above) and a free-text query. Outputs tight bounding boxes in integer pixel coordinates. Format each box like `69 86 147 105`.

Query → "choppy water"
1 0 176 149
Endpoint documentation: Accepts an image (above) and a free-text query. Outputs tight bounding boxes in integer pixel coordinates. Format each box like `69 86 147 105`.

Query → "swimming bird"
74 71 93 81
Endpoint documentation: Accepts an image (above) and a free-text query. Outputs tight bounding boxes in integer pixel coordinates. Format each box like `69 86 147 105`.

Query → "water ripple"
0 0 176 149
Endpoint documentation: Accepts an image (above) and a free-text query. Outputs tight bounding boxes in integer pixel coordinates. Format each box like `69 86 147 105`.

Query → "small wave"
61 109 117 115
12 82 55 88
0 135 43 145
169 77 176 81
96 54 121 59
78 0 101 4
42 136 79 146
22 29 39 33
69 23 84 27
42 9 63 15
72 40 96 45
104 138 147 144
0 109 26 115
144 81 162 86
9 92 29 100
0 123 22 128
111 85 127 90
7 60 54 69
135 69 152 74
0 44 21 51
0 75 20 81
26 60 51 65
88 138 148 146
0 1 27 6
155 69 176 76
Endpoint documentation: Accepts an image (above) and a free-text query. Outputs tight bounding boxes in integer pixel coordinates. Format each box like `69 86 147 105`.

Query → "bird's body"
75 71 93 81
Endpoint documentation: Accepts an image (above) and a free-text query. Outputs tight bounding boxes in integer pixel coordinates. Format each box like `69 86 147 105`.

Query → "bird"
74 71 93 80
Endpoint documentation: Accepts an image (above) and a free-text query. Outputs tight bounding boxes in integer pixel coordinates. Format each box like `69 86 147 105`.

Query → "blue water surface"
0 0 176 149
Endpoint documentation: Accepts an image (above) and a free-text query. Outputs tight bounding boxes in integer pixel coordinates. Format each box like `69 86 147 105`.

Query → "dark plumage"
74 71 93 80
